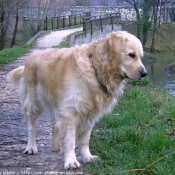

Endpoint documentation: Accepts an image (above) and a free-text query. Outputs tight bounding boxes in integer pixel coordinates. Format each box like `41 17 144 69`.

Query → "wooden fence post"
63 16 65 28
57 17 59 29
74 15 77 25
52 17 54 30
80 14 83 23
91 20 93 35
45 17 48 30
69 15 71 27
111 16 113 30
101 18 103 32
85 21 87 37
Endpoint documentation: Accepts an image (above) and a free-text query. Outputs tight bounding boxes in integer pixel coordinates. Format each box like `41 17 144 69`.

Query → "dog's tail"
7 66 24 85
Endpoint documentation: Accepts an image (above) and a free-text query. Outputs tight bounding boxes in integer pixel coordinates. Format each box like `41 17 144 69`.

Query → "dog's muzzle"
140 69 147 78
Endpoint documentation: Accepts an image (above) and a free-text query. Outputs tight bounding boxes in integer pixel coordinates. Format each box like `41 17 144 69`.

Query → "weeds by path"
0 45 33 68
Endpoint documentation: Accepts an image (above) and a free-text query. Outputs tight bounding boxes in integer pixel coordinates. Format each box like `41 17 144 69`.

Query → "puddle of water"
146 57 175 96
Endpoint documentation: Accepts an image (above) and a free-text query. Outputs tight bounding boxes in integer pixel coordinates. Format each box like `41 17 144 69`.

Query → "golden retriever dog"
7 31 147 170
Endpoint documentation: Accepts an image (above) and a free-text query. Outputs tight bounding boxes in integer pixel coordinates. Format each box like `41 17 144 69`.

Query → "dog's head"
108 31 147 80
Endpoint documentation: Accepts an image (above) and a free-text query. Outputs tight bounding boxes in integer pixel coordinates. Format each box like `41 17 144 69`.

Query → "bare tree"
54 0 74 15
125 0 142 40
142 0 155 47
0 0 12 50
10 0 27 48
21 0 56 39
150 0 160 53
26 0 74 31
125 0 160 51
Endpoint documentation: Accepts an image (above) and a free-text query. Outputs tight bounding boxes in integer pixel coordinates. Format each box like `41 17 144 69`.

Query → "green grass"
53 40 70 49
87 77 175 174
0 31 50 69
53 29 82 49
0 44 33 68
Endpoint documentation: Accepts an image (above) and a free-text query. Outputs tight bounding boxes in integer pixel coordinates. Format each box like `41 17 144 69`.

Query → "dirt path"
36 28 82 48
0 27 89 175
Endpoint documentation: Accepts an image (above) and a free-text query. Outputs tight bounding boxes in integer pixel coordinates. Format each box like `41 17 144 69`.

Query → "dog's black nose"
140 69 147 78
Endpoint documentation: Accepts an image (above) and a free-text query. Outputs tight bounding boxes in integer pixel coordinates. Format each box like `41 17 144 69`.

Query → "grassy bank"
0 31 51 69
0 29 75 69
0 44 32 68
123 22 175 56
87 78 175 174
53 40 70 49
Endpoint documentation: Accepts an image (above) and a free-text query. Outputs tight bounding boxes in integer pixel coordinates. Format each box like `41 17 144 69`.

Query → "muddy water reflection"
146 57 175 96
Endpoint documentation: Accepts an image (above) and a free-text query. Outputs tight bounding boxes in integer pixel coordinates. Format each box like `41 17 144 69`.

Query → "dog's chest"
63 79 117 117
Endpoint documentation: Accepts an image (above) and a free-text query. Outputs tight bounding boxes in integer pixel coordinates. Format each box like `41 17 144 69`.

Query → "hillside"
123 22 175 55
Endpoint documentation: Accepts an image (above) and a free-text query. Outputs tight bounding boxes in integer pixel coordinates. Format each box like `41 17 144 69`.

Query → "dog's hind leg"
23 113 39 154
20 83 41 155
52 120 63 153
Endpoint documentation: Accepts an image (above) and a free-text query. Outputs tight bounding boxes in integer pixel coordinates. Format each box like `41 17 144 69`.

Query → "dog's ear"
107 32 124 58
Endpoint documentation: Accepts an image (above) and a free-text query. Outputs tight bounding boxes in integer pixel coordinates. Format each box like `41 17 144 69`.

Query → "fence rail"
23 12 121 45
23 12 91 32
44 12 91 30
83 13 121 35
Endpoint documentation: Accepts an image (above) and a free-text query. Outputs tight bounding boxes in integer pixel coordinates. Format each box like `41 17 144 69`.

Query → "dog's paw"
81 155 99 163
23 147 38 155
64 159 81 170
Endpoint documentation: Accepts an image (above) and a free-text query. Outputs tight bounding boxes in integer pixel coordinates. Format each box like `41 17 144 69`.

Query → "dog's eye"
129 53 135 58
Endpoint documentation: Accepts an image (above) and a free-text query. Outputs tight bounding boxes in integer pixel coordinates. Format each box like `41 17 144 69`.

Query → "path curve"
0 27 88 175
36 27 82 48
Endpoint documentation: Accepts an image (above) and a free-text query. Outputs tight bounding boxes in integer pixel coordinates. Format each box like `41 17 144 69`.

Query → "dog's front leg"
78 126 99 163
63 120 80 170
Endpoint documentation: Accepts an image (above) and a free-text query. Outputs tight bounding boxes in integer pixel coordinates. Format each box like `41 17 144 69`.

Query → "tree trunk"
150 2 159 53
150 27 156 53
10 12 19 48
142 0 152 48
133 2 142 40
0 3 6 50
158 0 162 27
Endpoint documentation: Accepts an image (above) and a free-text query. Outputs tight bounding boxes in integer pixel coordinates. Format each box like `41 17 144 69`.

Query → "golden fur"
7 31 147 169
